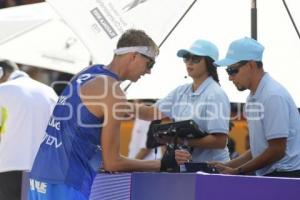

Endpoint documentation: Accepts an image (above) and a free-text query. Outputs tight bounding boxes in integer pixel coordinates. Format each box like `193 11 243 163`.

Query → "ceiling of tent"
0 3 90 74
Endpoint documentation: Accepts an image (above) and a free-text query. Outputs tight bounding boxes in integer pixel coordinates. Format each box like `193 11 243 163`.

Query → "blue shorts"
28 179 87 200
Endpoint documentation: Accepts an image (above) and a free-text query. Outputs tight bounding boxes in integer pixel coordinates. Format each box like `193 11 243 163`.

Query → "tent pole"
282 0 300 40
251 0 257 40
158 0 198 48
124 0 198 93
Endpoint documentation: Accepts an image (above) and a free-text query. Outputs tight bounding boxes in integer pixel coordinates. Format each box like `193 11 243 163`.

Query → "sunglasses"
226 61 248 76
183 54 203 64
139 53 155 70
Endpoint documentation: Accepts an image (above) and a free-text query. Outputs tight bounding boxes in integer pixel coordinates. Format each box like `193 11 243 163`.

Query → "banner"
46 0 195 64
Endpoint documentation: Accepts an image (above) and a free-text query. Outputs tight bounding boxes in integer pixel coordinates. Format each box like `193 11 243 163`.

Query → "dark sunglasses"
183 54 203 64
226 61 248 76
139 53 155 70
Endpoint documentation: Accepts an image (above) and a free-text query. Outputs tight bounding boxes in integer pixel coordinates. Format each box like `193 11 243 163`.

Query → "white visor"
114 46 158 59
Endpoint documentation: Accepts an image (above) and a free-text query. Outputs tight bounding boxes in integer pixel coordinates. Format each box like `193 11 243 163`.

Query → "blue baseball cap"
177 39 219 61
214 37 264 66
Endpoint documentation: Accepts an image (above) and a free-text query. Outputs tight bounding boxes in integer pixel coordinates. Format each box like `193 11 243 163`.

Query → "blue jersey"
28 180 86 200
30 65 120 198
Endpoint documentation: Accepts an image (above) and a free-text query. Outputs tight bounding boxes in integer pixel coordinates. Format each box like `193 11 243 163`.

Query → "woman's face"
183 54 208 79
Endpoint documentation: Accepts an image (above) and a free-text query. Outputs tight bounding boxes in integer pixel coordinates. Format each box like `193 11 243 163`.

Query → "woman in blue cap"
133 39 231 171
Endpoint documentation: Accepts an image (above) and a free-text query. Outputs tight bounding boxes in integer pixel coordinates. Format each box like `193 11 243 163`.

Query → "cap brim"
177 49 208 58
177 49 191 57
214 58 239 67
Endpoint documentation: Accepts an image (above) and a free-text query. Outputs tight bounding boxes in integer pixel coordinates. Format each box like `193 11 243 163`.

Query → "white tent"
46 0 196 64
1 0 299 105
0 3 90 74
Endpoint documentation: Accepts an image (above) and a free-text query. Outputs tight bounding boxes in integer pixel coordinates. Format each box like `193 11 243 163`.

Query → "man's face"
226 61 249 91
130 53 154 82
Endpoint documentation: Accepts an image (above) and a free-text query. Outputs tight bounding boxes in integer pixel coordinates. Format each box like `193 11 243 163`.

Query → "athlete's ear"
127 52 139 64
131 52 139 59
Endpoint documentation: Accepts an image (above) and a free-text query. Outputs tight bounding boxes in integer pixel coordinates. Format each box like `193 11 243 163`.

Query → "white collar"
8 70 29 80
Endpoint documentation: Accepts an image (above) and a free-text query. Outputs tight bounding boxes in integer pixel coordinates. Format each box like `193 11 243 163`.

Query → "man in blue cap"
213 37 300 177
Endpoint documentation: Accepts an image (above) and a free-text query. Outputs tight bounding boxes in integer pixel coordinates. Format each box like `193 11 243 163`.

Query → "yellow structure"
120 119 249 156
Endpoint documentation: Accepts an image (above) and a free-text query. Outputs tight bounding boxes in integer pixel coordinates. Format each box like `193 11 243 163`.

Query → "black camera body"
150 120 219 174
146 120 207 149
152 119 207 140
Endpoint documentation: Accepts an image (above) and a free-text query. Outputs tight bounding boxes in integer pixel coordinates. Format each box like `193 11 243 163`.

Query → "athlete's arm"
133 103 165 121
81 76 160 172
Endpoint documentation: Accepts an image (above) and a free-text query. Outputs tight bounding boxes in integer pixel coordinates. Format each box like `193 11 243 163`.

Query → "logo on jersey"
43 133 62 148
48 117 61 131
58 96 68 105
30 179 47 194
76 73 92 84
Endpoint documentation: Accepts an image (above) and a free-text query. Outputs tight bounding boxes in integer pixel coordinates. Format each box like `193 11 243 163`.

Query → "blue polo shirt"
245 73 300 175
156 77 230 162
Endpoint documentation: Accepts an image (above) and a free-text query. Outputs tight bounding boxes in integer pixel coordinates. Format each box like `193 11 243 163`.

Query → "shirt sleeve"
155 87 180 118
205 92 230 134
263 95 289 140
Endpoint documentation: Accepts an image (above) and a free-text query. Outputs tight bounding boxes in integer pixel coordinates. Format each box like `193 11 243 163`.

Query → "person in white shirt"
0 60 57 200
128 118 162 160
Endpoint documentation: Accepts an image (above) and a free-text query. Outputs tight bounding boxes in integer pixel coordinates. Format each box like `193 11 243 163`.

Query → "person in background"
29 29 162 200
128 99 163 161
52 72 74 95
0 59 57 200
132 39 231 171
213 37 300 178
128 118 162 160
